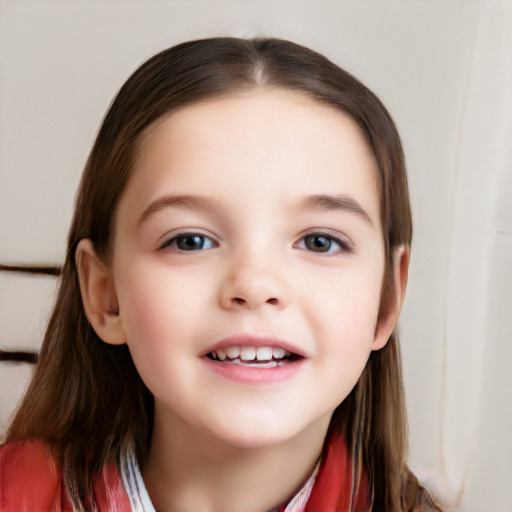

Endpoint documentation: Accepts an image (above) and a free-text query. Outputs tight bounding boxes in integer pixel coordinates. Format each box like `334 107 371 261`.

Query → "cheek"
316 303 377 407
305 264 384 383
307 264 383 336
116 261 204 333
113 261 220 391
114 272 194 394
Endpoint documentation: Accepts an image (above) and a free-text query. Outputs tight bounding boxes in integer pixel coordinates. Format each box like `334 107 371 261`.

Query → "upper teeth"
211 346 289 362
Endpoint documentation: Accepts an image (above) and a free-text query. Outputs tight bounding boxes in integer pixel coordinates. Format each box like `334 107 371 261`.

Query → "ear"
372 245 410 351
75 239 126 345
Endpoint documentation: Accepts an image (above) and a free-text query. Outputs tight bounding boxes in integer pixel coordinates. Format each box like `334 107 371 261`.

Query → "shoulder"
0 439 72 510
403 469 445 512
0 439 130 511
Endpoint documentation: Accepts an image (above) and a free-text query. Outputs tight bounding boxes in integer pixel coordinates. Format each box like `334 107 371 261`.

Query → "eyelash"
159 230 354 254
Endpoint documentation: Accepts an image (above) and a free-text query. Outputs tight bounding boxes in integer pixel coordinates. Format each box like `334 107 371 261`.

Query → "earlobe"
372 245 410 351
75 239 126 345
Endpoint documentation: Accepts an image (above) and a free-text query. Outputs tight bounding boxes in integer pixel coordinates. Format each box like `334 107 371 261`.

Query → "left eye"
162 234 216 251
296 234 352 254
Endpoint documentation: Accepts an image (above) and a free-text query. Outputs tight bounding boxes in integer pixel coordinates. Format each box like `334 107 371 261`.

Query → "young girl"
1 37 443 512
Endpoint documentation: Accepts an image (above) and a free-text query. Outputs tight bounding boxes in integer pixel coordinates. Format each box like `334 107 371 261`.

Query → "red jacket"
0 436 442 511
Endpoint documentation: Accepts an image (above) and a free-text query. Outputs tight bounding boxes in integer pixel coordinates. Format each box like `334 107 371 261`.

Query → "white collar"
121 451 319 512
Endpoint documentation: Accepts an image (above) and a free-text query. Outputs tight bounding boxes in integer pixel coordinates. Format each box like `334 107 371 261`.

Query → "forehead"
121 88 381 226
139 88 374 163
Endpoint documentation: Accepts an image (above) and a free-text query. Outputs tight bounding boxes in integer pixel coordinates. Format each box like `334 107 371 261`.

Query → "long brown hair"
7 37 412 511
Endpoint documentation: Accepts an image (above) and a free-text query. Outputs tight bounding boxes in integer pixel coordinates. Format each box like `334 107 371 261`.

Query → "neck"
143 406 331 512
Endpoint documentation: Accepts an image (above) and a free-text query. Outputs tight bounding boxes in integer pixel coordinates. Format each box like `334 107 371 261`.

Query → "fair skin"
77 89 408 511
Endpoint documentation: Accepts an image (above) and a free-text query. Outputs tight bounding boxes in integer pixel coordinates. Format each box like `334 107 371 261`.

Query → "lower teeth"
230 359 284 367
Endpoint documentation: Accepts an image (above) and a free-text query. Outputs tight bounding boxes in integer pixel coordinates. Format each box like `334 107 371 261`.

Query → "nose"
219 250 289 311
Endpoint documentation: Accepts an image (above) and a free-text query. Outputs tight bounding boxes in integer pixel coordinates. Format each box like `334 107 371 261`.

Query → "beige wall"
1 1 511 510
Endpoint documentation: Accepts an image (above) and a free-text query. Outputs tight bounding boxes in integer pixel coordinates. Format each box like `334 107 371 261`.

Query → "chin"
217 430 297 450
206 415 324 451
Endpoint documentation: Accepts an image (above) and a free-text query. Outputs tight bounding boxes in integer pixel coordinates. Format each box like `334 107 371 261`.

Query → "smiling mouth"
207 346 302 367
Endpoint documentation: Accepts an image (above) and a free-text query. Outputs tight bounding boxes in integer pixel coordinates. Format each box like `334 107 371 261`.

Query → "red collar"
297 433 369 512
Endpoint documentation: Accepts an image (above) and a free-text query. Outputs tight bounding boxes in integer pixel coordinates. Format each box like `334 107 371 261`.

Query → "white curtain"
399 5 512 509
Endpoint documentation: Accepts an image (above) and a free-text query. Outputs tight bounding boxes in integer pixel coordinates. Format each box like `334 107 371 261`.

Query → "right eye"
161 233 216 251
294 230 355 255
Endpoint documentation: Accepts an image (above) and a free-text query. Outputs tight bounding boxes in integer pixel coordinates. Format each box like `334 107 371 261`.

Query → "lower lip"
201 357 305 384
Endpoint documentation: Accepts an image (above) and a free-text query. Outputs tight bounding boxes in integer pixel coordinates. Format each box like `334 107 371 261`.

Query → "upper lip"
201 334 307 358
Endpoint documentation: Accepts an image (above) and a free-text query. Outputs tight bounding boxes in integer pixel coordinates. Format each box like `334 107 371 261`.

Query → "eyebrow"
138 193 374 227
296 194 374 226
138 194 219 226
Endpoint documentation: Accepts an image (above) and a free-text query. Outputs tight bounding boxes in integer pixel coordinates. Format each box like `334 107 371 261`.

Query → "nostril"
223 294 282 309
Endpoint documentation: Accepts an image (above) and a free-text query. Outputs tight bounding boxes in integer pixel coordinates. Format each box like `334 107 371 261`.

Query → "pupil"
306 235 330 252
178 235 203 250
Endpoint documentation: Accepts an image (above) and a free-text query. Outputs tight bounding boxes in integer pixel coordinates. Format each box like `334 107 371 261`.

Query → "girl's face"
103 89 397 448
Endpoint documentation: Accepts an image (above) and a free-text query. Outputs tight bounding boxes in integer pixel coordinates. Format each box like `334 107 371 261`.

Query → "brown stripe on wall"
0 349 38 364
0 264 61 276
